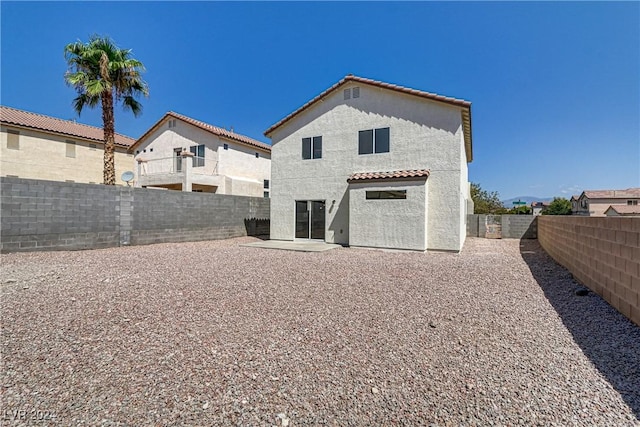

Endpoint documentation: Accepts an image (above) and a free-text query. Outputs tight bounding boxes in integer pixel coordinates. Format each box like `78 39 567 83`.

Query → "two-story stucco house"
265 75 473 252
130 112 271 197
572 188 640 216
1 106 135 184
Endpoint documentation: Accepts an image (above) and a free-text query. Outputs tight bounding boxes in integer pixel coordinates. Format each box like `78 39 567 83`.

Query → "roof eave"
1 121 132 149
265 75 472 137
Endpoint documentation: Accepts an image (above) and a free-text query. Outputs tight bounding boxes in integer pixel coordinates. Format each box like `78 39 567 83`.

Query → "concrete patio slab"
241 240 341 252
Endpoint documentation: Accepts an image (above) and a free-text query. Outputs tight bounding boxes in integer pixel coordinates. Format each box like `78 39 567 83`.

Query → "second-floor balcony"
136 152 221 191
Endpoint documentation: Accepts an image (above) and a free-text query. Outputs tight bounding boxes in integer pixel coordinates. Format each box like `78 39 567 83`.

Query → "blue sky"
1 1 638 200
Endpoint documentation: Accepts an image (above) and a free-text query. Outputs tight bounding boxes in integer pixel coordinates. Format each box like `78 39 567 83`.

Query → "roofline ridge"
1 104 136 142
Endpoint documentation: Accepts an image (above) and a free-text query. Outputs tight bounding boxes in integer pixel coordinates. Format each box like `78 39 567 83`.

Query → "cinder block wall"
1 177 270 252
131 188 270 245
538 216 640 326
502 215 537 239
1 178 121 251
467 214 537 239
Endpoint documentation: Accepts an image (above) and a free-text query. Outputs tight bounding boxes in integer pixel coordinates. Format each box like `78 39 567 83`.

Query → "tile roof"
347 169 431 183
130 111 271 153
581 188 640 199
264 74 473 162
0 105 136 148
605 205 640 216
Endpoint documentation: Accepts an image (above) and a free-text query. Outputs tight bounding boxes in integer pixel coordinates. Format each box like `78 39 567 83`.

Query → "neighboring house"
265 75 473 252
604 205 640 217
0 105 134 184
531 201 548 216
570 195 580 213
130 112 271 196
572 188 640 216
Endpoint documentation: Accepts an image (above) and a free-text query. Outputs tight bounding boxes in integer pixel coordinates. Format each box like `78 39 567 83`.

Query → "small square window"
223 143 229 150
255 152 259 158
143 149 146 153
353 87 360 98
264 179 270 189
264 191 270 198
359 127 389 155
150 148 153 152
7 130 19 150
136 150 140 154
302 136 322 159
89 143 97 150
344 88 351 100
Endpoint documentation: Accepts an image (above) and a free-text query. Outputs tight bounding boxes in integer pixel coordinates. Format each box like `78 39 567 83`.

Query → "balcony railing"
139 157 218 176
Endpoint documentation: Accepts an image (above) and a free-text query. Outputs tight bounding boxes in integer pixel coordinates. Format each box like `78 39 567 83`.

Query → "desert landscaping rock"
1 237 639 425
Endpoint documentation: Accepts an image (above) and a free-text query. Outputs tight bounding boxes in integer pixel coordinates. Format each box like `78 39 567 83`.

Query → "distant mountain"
502 196 553 206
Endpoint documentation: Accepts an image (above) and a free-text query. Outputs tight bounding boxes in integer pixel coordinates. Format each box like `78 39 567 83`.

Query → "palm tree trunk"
101 90 116 185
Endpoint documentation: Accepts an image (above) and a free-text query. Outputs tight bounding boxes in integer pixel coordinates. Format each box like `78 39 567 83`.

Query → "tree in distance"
543 197 572 215
64 35 148 185
471 182 507 214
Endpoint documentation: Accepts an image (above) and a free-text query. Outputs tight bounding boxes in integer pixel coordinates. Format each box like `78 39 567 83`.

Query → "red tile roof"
0 105 136 148
130 111 271 153
604 205 640 216
581 188 640 199
264 74 473 162
347 169 430 182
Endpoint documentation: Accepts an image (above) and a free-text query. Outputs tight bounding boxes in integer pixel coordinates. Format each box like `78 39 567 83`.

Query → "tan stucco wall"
133 119 270 197
1 125 133 184
538 216 640 326
574 197 640 216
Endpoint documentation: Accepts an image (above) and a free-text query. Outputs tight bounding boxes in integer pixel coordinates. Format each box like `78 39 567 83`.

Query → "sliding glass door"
295 200 325 240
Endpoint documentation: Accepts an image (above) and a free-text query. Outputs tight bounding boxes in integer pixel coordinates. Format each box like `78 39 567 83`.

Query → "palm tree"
64 36 148 185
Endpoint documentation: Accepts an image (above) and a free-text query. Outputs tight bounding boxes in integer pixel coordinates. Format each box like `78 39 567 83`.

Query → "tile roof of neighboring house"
347 169 431 183
0 105 136 148
130 111 271 154
264 74 473 162
581 188 640 199
531 202 549 207
604 205 640 216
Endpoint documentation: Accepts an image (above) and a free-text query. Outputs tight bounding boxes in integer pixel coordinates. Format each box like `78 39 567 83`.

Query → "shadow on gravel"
519 239 640 420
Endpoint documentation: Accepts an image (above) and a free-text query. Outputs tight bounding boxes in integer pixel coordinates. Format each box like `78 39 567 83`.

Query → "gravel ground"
1 237 639 426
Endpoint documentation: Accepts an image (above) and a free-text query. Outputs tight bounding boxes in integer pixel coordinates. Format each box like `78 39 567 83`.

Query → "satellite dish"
121 171 135 186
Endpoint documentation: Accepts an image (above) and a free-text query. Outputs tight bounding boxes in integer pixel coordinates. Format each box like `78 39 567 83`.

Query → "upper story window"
7 130 19 150
189 144 205 167
65 140 76 158
628 200 639 206
168 119 177 128
89 143 97 150
223 143 229 150
302 136 322 160
255 152 259 158
264 179 270 189
359 127 389 155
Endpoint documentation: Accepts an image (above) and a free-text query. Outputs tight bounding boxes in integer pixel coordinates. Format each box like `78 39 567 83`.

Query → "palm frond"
121 96 143 117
